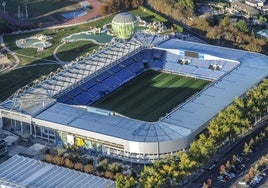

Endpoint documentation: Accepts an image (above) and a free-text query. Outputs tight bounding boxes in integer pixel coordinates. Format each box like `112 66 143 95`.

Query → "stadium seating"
57 48 169 106
58 47 238 106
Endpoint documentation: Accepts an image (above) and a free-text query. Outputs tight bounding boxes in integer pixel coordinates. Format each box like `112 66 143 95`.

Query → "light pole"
73 12 76 24
2 1 6 14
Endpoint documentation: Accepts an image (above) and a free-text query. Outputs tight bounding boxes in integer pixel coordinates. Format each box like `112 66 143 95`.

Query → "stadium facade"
0 33 268 162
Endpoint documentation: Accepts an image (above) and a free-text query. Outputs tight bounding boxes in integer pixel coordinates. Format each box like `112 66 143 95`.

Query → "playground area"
62 27 114 44
61 18 165 45
16 34 52 51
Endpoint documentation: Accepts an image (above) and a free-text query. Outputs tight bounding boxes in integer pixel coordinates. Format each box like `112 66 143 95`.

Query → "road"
186 116 268 188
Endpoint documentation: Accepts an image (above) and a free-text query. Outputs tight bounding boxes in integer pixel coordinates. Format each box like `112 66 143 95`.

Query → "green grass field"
92 70 210 122
5 0 81 23
57 41 99 62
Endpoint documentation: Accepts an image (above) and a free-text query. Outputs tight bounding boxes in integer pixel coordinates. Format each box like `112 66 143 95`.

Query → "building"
257 29 268 38
112 12 138 40
245 0 264 8
0 140 7 156
231 1 260 18
0 155 115 188
0 33 268 162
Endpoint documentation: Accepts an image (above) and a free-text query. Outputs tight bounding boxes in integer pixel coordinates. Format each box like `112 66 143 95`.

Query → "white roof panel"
16 38 268 143
5 39 268 142
0 155 115 188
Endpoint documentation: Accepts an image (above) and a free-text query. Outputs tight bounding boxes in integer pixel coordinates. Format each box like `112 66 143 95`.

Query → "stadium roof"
0 33 167 115
33 39 268 143
158 39 268 134
1 35 268 146
0 155 115 188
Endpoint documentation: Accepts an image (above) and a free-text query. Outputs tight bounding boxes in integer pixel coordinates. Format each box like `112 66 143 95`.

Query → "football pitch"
92 70 210 122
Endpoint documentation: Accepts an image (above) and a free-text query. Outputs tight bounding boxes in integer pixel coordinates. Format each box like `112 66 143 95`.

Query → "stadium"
0 32 268 162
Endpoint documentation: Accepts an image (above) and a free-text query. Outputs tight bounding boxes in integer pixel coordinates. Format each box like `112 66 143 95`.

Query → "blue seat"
109 65 122 74
74 92 92 105
80 80 97 90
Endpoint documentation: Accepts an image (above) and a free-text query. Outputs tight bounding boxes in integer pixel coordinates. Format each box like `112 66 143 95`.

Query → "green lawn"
130 6 182 32
0 64 61 101
92 70 210 122
0 14 111 101
57 41 99 62
3 15 114 65
0 19 11 33
5 0 81 23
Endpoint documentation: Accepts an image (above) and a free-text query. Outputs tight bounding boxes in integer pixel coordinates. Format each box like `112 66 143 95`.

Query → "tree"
220 16 231 27
236 20 249 33
45 154 53 163
100 0 144 15
74 162 84 171
64 158 74 169
259 156 267 168
254 163 260 172
109 162 121 174
243 143 251 156
139 166 166 188
225 160 231 170
84 164 95 173
245 40 262 52
116 174 137 188
219 164 226 175
105 170 114 179
189 134 216 161
244 174 250 183
178 152 199 172
248 167 255 179
232 154 237 164
249 138 255 149
76 137 85 147
258 15 267 24
52 155 64 165
101 159 109 171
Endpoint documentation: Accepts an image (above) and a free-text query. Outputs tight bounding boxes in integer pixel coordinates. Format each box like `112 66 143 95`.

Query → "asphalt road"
187 117 268 188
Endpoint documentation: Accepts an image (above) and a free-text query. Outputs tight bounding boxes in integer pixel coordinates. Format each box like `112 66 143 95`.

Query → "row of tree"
219 128 268 176
145 0 266 52
244 152 268 184
191 16 266 52
100 0 144 15
146 0 194 23
118 79 268 187
45 154 131 180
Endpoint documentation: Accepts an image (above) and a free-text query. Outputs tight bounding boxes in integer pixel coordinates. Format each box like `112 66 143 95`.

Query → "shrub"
64 158 74 169
74 162 84 171
45 154 53 163
84 164 95 174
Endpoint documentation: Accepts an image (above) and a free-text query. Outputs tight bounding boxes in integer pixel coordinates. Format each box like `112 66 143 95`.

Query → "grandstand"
0 32 268 162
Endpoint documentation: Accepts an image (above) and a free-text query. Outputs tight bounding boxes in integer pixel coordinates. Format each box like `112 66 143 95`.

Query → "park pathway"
53 43 69 65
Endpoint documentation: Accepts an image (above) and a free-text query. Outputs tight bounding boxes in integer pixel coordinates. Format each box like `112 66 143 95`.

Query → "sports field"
92 70 210 122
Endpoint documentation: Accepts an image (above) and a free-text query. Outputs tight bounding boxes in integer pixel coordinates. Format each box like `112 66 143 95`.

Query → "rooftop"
33 39 268 143
112 12 137 24
0 155 115 188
